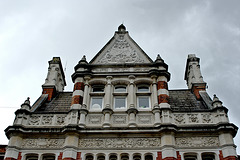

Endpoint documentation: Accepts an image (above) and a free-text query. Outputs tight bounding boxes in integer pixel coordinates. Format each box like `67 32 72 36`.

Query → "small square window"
138 96 150 108
92 86 104 92
114 97 126 109
91 97 103 109
115 86 126 92
137 85 149 92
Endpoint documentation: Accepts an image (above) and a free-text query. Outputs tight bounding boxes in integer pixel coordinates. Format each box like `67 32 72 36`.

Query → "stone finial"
79 55 88 64
118 24 126 32
155 54 164 63
21 97 31 111
212 94 223 108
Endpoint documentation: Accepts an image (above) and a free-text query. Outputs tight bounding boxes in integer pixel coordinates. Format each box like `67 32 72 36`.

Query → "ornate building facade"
4 25 238 160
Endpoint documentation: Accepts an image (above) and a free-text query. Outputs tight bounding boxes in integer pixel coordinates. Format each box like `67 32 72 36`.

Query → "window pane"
92 86 104 92
138 96 149 108
138 86 149 92
115 97 126 109
43 156 55 160
91 97 103 109
115 86 126 92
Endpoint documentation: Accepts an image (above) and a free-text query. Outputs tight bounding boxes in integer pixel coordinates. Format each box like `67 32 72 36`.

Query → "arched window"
26 154 38 160
145 155 153 160
121 154 129 160
201 153 215 160
97 155 105 160
133 155 141 160
184 153 197 160
86 154 94 160
42 155 55 160
109 154 118 160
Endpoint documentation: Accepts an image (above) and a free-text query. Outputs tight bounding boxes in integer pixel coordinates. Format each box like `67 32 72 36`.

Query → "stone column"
161 132 177 160
102 108 113 128
71 77 84 109
151 75 161 126
82 76 91 108
105 76 113 108
4 135 23 160
79 108 88 128
127 108 138 127
128 75 135 108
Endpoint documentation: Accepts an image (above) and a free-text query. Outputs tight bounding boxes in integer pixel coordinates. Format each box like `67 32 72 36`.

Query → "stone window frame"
136 84 151 110
183 153 198 160
89 85 105 111
113 85 128 110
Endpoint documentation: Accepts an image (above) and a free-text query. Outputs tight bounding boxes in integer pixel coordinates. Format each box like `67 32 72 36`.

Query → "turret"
184 54 206 99
42 57 66 101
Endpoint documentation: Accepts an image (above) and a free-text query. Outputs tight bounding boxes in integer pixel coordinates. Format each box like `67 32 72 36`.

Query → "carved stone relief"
22 138 64 148
79 138 160 149
28 116 41 125
56 115 66 125
188 114 199 123
137 115 152 124
174 114 186 124
202 114 212 123
42 116 53 125
113 115 127 124
176 137 219 147
97 35 145 64
88 115 103 124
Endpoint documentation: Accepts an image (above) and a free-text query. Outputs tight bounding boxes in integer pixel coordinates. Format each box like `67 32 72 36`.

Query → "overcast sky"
0 0 239 154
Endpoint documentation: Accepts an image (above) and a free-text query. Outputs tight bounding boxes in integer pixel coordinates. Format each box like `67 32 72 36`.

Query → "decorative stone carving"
174 114 186 124
97 36 145 64
202 114 212 123
113 115 127 124
42 115 53 125
88 115 103 124
188 114 199 123
79 138 160 149
56 115 66 125
28 115 41 125
176 137 219 147
137 115 152 124
22 138 64 148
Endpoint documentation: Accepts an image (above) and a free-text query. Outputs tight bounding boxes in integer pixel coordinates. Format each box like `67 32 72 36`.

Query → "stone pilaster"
71 77 84 108
127 108 138 127
102 108 113 128
128 75 135 108
104 76 113 108
63 134 79 160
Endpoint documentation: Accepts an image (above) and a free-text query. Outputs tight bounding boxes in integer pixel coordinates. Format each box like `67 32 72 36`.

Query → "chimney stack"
184 54 206 99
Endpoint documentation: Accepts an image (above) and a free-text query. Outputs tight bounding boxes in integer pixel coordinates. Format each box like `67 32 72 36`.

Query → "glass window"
184 155 197 160
138 96 150 108
26 155 38 160
86 155 94 160
145 155 153 160
109 155 117 160
43 155 55 160
202 153 215 160
115 97 126 109
92 85 104 92
115 86 126 92
137 86 149 92
133 155 141 160
121 155 129 160
97 155 105 160
91 97 103 109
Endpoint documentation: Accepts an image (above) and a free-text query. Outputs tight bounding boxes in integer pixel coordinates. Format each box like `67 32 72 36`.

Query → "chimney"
184 54 206 100
42 57 66 101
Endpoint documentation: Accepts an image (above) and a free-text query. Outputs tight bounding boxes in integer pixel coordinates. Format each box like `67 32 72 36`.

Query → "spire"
79 55 88 64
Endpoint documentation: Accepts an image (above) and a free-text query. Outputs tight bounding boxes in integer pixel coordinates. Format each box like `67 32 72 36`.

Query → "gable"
90 25 153 64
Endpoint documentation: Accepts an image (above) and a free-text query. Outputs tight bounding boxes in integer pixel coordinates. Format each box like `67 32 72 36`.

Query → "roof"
32 90 212 113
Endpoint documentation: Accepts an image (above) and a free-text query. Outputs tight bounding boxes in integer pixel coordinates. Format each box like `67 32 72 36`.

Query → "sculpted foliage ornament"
79 138 161 149
22 138 64 148
176 137 219 147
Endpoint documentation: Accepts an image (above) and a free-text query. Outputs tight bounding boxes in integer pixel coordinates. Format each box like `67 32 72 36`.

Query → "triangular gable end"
90 24 153 64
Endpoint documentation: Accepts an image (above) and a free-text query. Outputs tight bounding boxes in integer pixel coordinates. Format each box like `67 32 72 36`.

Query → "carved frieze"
202 114 212 123
42 116 53 125
28 116 41 125
188 114 199 123
88 115 103 124
174 114 186 124
137 115 152 124
79 138 160 149
56 115 66 125
22 138 64 148
113 115 127 124
176 137 219 147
